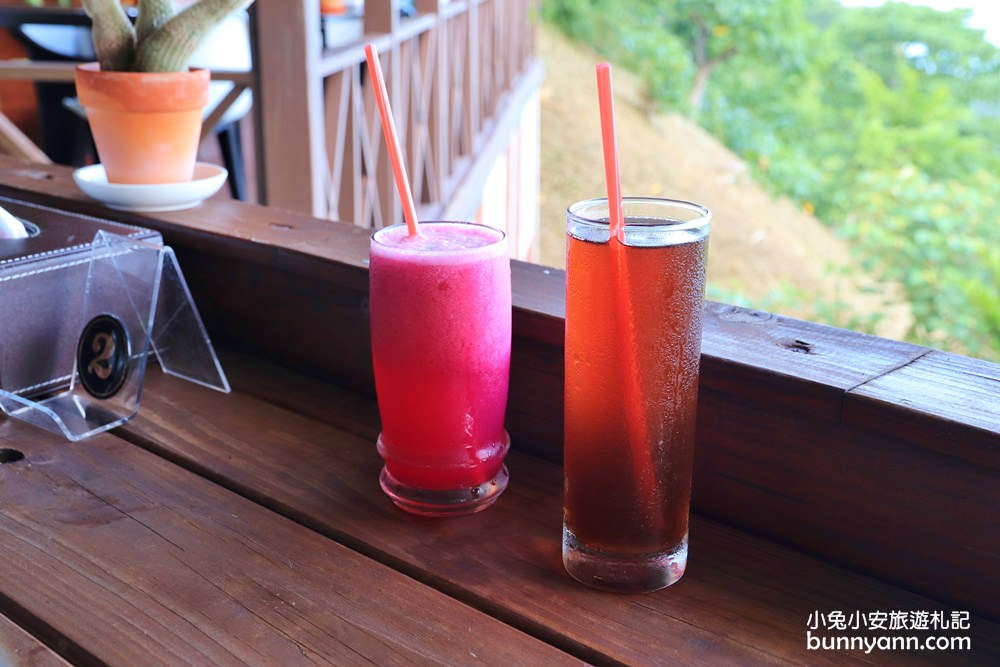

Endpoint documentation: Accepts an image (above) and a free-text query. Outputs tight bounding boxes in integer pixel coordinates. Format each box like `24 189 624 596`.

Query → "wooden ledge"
2 351 995 664
0 158 991 462
0 61 253 86
120 356 998 666
845 350 1000 469
0 157 995 622
0 415 576 666
0 612 69 667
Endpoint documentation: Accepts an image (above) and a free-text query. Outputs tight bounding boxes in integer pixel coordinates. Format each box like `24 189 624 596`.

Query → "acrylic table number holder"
0 202 228 442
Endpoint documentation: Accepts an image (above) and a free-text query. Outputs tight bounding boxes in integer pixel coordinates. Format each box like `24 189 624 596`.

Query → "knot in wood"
782 339 814 354
717 305 776 324
0 448 25 464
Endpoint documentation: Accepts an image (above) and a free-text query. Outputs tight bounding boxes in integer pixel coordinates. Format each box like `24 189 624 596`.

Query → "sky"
840 0 1000 45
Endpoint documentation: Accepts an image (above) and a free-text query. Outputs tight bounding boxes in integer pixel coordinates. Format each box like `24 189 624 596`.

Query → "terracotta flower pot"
75 62 210 185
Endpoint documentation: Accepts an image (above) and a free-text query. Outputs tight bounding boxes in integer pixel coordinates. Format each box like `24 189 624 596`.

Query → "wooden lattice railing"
254 0 540 234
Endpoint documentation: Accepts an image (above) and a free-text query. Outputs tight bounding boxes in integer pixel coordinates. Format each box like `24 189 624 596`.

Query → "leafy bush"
842 168 1000 358
542 0 693 109
545 0 1000 360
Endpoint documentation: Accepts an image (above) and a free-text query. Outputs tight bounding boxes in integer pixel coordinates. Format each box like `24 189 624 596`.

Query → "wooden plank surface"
694 387 1000 619
845 350 1000 469
193 348 1000 622
700 302 929 420
218 338 1000 622
0 420 578 666
0 160 997 615
0 612 71 667
117 366 1000 666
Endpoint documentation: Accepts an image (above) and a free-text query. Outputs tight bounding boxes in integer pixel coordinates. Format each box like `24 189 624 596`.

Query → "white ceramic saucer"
73 162 229 212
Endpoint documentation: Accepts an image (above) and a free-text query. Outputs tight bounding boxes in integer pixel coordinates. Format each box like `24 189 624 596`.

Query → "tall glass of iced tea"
563 197 710 592
370 222 512 516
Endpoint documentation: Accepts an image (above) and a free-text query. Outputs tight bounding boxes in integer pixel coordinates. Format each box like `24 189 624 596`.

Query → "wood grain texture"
117 370 1000 666
0 421 578 667
694 387 1000 619
1 155 998 626
200 349 1000 621
252 0 326 212
209 338 1000 623
700 302 929 420
0 612 71 667
845 350 1000 469
0 111 50 164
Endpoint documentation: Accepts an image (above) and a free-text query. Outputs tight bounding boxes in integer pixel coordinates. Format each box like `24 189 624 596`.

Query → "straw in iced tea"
563 200 709 591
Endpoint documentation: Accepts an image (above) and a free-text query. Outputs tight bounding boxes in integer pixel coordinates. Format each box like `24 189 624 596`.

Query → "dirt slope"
537 24 910 338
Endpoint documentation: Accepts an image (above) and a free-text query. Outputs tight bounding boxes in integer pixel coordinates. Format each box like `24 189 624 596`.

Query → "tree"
542 0 693 110
829 3 1000 92
659 0 810 118
542 0 1000 358
828 2 1000 153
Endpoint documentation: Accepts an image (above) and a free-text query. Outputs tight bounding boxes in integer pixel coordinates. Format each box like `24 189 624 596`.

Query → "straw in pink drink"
364 43 420 237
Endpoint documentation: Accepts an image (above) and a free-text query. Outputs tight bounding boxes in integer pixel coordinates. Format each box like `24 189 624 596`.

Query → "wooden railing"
253 0 541 239
0 156 996 646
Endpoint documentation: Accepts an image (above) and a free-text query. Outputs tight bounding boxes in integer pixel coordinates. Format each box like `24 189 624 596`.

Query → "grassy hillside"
537 24 911 339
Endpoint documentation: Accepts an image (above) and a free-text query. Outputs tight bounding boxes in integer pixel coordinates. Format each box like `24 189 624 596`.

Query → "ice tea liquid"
563 197 710 592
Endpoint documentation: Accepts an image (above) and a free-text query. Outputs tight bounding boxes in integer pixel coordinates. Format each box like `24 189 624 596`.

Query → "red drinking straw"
595 61 659 511
596 62 624 242
364 44 420 237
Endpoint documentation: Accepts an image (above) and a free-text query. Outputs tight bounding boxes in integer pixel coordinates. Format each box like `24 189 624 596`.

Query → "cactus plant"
82 0 254 73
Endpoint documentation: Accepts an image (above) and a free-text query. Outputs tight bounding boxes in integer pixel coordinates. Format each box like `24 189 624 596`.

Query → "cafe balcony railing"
252 0 543 261
0 4 995 659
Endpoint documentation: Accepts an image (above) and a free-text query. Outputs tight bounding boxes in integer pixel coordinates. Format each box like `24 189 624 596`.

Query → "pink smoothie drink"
369 222 512 516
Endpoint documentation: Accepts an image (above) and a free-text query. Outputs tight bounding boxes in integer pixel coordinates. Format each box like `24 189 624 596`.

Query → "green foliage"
707 281 886 335
545 0 1000 360
842 168 1000 358
960 245 1000 352
542 0 693 108
830 2 1000 98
